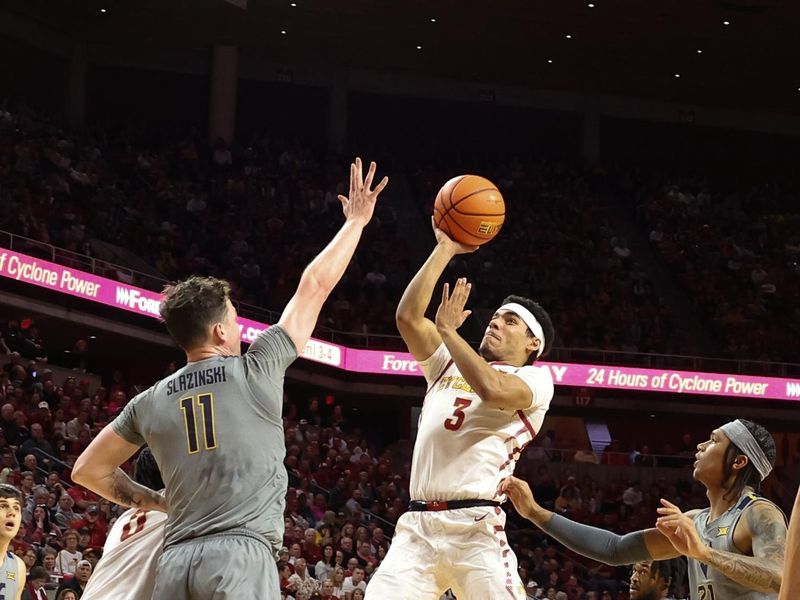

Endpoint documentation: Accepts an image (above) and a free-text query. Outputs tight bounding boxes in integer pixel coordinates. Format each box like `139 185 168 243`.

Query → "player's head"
0 484 22 540
629 558 685 600
694 419 776 499
160 276 240 356
133 447 164 490
479 295 555 366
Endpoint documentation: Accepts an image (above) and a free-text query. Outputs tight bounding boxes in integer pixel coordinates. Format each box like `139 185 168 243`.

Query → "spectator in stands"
320 578 339 600
69 503 107 548
19 547 38 574
55 558 92 597
54 493 81 529
54 529 82 575
315 543 336 583
20 423 54 465
56 592 78 600
288 557 320 597
25 504 60 544
22 565 49 600
42 547 57 578
341 566 366 598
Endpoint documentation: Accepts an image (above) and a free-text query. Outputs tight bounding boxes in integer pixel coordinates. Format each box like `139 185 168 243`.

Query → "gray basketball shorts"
152 528 279 600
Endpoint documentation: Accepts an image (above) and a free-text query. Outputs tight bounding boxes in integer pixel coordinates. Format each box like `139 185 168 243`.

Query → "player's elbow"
71 454 90 486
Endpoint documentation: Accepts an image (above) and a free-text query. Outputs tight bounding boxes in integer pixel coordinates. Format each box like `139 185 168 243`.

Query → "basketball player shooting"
365 220 555 600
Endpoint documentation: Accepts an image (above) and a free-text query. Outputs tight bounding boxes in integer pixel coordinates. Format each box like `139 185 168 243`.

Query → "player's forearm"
437 328 502 398
397 245 456 322
702 547 782 593
77 467 166 512
301 219 367 293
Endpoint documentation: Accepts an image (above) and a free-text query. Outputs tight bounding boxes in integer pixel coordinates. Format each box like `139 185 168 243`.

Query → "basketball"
433 175 505 246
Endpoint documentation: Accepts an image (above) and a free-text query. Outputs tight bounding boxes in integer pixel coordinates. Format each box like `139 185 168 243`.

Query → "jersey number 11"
180 393 217 454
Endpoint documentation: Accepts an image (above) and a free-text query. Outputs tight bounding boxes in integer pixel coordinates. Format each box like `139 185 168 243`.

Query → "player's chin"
478 341 497 361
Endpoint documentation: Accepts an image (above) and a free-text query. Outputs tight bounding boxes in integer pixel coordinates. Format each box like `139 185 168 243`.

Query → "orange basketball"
433 175 505 246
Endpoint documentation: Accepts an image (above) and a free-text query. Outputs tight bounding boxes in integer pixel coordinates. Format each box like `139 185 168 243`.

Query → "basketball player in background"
778 484 800 600
72 158 388 599
81 448 165 600
365 222 556 600
501 419 786 599
629 558 686 600
0 483 27 600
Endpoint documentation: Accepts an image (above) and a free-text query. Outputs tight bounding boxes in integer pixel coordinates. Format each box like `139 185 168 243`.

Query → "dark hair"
159 276 231 350
650 557 687 597
322 542 336 566
29 566 49 580
722 419 776 501
133 447 164 491
501 295 556 362
0 483 22 503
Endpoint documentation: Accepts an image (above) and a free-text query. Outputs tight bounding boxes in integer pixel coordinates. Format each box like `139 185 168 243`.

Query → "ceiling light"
89 335 97 340
588 3 595 7
416 45 423 50
290 2 296 5
99 7 107 13
697 49 703 54
566 34 572 39
281 30 287 34
674 73 681 78
430 18 436 23
723 20 730 25
547 59 553 64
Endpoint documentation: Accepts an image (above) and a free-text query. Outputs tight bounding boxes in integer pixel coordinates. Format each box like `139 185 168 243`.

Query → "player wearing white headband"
366 220 555 600
501 419 786 600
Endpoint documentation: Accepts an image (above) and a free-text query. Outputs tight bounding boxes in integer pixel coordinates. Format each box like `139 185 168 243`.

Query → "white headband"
498 303 546 358
720 420 773 481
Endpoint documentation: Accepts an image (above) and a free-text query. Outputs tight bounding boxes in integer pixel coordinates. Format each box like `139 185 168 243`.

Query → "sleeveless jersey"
112 325 297 553
81 506 167 600
0 551 20 600
688 490 783 600
411 344 554 501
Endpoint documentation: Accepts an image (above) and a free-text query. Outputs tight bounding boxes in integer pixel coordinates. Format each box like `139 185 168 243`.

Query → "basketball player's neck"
705 481 740 520
185 344 236 363
0 536 12 558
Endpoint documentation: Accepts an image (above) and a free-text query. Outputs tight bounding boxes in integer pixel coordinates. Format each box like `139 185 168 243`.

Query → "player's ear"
526 336 540 356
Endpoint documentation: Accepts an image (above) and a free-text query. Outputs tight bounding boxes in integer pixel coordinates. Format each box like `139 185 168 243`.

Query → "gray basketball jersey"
113 325 297 554
0 551 20 600
687 490 780 600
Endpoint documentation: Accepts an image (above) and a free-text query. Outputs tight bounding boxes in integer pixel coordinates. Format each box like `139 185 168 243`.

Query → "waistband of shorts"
166 527 272 550
408 499 500 512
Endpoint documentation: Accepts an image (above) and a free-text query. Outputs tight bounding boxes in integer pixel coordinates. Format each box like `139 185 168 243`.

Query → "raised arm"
395 221 476 361
500 476 681 564
779 486 800 600
278 158 388 353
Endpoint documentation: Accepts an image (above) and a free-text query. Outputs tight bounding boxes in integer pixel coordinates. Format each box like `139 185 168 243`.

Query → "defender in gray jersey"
500 419 786 599
73 158 388 599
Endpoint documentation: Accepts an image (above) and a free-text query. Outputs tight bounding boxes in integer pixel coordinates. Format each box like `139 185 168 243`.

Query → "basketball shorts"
152 528 279 600
364 506 526 600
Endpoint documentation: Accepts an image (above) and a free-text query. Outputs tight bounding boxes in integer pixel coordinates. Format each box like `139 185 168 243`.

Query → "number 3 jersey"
81 507 168 600
112 325 298 553
410 344 554 502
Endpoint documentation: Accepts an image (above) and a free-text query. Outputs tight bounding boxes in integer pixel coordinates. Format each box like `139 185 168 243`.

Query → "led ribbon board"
2 247 799 401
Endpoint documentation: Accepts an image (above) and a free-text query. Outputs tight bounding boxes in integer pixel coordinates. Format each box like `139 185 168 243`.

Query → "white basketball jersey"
410 344 554 501
81 507 167 600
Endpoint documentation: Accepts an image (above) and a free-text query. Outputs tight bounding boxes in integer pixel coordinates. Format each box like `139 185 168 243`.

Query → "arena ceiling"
5 0 800 114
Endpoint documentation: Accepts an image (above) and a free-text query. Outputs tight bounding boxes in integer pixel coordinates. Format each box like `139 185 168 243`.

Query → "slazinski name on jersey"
166 366 227 396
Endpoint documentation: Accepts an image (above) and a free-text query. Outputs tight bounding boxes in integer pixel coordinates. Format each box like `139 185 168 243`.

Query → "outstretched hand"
338 157 389 226
435 277 472 333
497 476 541 522
655 498 707 560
